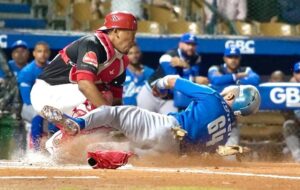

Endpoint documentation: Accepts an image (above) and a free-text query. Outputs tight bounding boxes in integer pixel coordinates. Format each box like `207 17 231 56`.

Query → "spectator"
18 42 58 151
137 33 208 114
208 46 260 92
204 0 247 26
123 44 154 105
269 70 285 82
278 0 300 24
282 61 300 162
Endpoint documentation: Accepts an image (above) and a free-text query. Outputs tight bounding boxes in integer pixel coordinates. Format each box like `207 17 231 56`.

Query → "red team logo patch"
82 51 98 68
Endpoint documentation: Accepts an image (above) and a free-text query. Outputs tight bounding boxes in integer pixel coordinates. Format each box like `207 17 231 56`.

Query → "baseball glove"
87 150 133 169
216 145 251 156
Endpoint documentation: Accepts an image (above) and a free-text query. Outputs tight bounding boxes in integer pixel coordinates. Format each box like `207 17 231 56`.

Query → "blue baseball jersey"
0 68 4 78
18 60 45 105
0 60 25 78
123 66 154 105
169 78 235 152
8 60 23 77
159 49 203 80
208 64 260 92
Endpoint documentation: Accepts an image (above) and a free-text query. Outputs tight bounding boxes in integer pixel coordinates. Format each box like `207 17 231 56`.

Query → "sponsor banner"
174 83 300 110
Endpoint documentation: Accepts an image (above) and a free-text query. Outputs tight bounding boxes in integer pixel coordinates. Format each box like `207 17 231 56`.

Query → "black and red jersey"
39 31 128 98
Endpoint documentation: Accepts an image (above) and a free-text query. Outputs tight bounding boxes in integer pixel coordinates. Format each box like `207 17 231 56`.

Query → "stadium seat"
72 2 93 30
235 21 258 36
167 21 202 34
147 5 176 25
259 23 297 37
89 19 104 31
216 22 231 35
137 21 163 34
217 22 258 36
54 0 70 17
99 0 111 18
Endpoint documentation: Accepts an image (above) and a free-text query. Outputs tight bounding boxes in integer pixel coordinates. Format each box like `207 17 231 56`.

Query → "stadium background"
1 0 300 77
0 1 300 189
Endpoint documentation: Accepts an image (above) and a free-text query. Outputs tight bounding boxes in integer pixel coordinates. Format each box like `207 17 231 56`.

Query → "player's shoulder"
18 61 34 79
239 66 251 72
80 34 103 47
8 59 15 66
208 64 221 72
143 65 154 74
159 49 178 63
166 49 178 57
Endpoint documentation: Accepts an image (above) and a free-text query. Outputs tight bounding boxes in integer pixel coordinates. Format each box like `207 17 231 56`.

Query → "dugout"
1 30 300 80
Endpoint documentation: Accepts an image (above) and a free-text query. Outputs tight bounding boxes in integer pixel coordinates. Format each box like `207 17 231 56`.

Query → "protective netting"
40 0 300 36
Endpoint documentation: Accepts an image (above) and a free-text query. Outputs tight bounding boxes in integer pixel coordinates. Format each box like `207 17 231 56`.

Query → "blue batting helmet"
231 85 261 116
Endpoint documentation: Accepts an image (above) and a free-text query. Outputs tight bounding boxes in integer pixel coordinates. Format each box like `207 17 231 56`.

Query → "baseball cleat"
41 105 80 136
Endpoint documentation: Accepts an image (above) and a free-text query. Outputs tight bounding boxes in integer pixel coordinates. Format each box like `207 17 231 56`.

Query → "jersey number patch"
206 116 226 147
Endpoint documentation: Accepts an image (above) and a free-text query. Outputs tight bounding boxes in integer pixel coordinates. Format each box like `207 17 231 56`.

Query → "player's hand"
171 57 189 68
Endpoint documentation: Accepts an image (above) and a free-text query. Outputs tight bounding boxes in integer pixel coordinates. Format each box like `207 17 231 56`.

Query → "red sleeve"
110 86 123 99
76 70 97 82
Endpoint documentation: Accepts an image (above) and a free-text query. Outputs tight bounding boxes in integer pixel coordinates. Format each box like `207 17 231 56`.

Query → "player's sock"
64 114 86 130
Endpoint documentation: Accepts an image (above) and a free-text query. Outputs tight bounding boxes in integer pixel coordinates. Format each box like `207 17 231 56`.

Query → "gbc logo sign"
0 35 7 48
225 40 255 54
270 87 300 107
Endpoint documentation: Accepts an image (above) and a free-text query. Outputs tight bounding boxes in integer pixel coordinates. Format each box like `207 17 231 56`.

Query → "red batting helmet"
99 11 137 31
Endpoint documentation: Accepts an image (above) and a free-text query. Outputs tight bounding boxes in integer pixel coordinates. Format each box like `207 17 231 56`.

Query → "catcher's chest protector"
68 31 129 84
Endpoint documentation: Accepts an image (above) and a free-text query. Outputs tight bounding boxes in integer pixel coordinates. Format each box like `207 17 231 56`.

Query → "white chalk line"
0 161 300 181
0 176 100 179
132 167 300 181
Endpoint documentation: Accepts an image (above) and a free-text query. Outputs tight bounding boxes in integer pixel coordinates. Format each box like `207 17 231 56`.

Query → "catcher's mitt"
87 150 133 169
216 145 251 156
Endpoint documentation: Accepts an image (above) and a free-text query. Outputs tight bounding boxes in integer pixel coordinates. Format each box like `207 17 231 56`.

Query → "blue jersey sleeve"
208 66 235 85
18 66 35 105
239 67 260 86
143 66 154 79
159 54 178 75
0 68 5 78
173 78 215 99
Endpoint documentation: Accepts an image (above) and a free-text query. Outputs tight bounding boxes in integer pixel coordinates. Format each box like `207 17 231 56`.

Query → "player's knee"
283 120 298 137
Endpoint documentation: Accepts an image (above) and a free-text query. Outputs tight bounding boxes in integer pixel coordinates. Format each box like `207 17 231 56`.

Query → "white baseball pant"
31 79 86 115
136 84 178 114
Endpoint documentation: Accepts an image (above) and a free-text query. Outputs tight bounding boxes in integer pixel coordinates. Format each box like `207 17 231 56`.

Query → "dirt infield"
1 156 300 190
